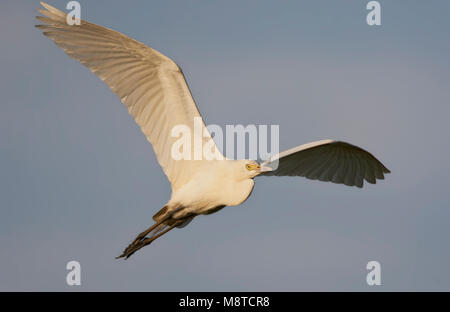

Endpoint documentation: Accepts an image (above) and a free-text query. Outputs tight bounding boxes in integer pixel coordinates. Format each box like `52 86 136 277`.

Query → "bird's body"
36 2 390 259
168 160 255 219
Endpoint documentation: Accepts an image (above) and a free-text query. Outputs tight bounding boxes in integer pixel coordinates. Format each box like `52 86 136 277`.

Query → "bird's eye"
246 164 252 171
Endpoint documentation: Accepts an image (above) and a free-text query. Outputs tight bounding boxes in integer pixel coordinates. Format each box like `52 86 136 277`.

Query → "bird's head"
237 160 271 179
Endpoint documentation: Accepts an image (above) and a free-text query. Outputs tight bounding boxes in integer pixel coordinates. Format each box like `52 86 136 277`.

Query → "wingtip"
40 1 52 10
40 1 52 12
39 1 65 17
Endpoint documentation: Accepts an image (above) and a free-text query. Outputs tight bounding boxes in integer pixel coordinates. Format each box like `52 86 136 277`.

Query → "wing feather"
260 140 390 188
36 2 222 191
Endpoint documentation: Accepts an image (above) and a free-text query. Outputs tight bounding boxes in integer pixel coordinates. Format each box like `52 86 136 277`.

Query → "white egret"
36 2 390 259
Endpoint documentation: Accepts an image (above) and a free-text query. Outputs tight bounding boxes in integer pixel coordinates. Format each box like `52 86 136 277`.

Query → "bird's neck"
225 178 255 207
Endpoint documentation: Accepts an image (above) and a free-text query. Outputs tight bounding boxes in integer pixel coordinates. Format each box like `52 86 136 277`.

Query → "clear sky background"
1 0 450 291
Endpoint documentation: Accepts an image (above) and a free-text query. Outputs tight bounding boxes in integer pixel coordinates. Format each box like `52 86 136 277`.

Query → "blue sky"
1 0 450 291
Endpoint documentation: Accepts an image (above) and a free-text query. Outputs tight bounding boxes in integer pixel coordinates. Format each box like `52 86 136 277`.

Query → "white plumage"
36 2 390 258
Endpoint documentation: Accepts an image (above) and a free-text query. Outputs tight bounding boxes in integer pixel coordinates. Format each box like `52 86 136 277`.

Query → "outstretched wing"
36 2 222 191
260 139 390 188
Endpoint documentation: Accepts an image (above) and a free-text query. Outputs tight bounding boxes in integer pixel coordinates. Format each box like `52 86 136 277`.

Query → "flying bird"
36 2 390 259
